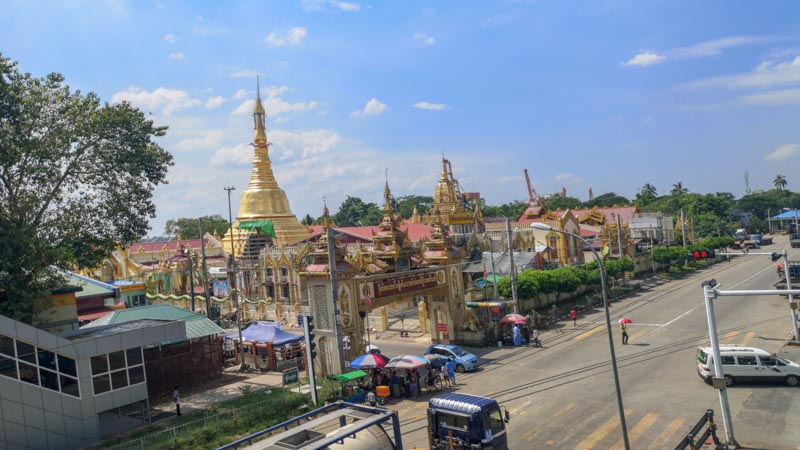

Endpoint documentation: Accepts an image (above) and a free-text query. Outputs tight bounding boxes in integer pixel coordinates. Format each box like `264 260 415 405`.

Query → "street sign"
490 306 501 322
282 367 299 385
436 323 448 333
298 315 304 326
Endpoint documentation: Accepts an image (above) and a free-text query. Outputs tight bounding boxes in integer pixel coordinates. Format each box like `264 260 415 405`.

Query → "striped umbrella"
385 355 429 370
349 353 389 369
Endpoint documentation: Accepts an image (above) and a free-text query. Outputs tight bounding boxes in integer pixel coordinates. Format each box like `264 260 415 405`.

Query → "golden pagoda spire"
383 167 392 216
440 156 448 180
254 76 266 142
410 206 421 224
322 197 331 230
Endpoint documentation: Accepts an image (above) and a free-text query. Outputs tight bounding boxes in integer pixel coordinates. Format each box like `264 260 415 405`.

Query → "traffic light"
690 250 716 259
303 315 317 361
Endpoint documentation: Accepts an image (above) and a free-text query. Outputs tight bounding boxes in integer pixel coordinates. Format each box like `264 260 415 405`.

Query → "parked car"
425 344 480 372
696 344 800 387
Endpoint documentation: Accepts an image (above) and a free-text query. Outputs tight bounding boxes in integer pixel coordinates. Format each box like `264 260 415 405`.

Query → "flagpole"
366 295 372 350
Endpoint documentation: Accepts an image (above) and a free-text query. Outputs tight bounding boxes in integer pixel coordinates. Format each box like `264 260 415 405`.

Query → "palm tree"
671 182 688 196
774 174 788 190
640 183 658 197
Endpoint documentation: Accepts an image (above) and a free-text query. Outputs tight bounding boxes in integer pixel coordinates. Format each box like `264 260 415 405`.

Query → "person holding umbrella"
619 318 632 345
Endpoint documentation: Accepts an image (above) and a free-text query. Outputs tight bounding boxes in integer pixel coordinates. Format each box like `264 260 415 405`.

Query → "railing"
674 409 723 450
275 357 304 372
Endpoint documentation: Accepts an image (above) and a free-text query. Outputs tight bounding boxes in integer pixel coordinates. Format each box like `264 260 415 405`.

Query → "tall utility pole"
489 236 498 298
199 218 212 315
224 186 245 369
185 249 196 312
505 217 519 314
681 209 688 266
616 215 625 286
326 228 347 374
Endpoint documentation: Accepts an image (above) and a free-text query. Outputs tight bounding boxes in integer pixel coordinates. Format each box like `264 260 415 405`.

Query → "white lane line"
660 309 694 328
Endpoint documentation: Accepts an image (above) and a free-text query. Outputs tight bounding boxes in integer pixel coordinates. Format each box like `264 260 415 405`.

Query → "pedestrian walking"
522 326 530 345
446 358 456 385
173 386 181 417
621 323 629 345
367 390 377 407
570 308 577 327
441 363 450 387
532 328 541 348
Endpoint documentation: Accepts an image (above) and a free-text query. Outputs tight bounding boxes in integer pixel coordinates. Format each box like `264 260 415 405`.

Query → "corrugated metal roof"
62 271 117 299
83 304 224 340
429 393 498 414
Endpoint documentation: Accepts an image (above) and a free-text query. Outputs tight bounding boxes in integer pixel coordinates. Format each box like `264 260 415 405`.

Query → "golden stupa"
224 81 310 254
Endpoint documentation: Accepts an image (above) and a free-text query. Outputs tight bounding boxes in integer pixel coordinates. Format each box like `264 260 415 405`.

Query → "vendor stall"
224 321 304 371
331 370 369 404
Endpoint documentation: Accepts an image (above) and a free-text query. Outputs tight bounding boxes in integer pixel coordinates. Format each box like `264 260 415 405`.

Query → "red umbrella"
500 313 527 325
618 318 632 325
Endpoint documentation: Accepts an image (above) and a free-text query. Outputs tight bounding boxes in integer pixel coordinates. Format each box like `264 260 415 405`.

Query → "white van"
696 345 800 387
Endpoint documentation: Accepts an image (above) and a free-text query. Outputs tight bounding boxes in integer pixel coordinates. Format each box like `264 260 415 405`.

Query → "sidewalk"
150 371 283 421
372 314 431 345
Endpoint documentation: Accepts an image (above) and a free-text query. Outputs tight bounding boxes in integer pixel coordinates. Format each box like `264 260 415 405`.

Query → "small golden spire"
253 76 266 142
322 197 331 229
440 156 448 180
384 167 392 215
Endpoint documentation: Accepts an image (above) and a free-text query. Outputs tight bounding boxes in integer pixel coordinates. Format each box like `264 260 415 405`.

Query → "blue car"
425 344 480 372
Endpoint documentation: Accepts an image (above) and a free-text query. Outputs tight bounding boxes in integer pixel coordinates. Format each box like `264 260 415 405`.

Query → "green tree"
671 182 689 196
774 174 788 190
0 54 173 324
552 267 581 303
164 215 230 239
481 200 529 219
641 183 658 197
333 196 383 226
582 192 631 208
395 195 433 219
541 195 581 211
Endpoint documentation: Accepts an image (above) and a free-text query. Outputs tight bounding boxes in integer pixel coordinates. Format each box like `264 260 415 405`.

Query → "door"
734 355 759 383
758 355 785 383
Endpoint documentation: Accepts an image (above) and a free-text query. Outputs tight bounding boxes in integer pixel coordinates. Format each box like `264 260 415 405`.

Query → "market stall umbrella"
349 353 389 370
423 354 449 369
500 313 527 325
618 318 633 325
385 355 429 370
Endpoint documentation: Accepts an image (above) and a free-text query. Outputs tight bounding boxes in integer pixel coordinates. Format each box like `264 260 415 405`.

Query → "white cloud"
172 130 225 152
331 1 360 11
168 52 185 60
413 102 451 111
414 33 435 45
623 52 665 67
671 35 778 59
205 96 226 109
765 143 800 161
210 143 252 166
266 27 307 46
738 88 800 106
351 98 387 117
678 55 800 90
229 69 260 78
269 129 341 158
553 173 585 184
111 86 201 116
163 34 176 44
234 89 249 99
231 86 317 116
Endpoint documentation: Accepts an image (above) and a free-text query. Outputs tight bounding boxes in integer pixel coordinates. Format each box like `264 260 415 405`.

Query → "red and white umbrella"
618 318 632 325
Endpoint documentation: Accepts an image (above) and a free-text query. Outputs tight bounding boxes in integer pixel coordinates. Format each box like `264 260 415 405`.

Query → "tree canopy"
333 196 383 226
0 54 173 323
164 215 230 239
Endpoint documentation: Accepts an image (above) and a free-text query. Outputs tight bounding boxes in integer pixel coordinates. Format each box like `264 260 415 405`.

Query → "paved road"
385 234 800 449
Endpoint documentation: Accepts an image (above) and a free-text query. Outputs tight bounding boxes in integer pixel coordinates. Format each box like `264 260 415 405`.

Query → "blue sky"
2 0 799 236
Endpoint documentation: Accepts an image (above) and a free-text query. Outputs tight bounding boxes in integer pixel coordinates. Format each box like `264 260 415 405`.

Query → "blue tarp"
772 210 800 219
225 321 303 345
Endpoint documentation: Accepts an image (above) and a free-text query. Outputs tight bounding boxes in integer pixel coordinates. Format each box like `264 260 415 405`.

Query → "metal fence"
89 392 304 450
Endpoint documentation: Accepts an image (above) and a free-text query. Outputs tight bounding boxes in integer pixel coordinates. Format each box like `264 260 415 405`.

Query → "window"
19 362 38 385
0 335 80 397
484 408 505 434
737 356 758 366
0 355 18 379
39 368 59 391
267 268 273 277
438 413 469 430
37 348 57 371
91 347 145 396
281 268 289 277
16 341 36 364
58 355 77 377
720 356 735 365
0 335 14 356
281 285 290 299
759 356 777 366
60 375 80 397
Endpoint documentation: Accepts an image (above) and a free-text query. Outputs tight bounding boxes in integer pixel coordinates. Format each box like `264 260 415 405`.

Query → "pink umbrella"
500 313 527 325
385 355 429 370
618 318 632 325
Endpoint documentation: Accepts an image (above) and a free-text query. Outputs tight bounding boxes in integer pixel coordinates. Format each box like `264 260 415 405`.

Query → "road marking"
523 402 575 442
575 325 605 341
645 418 685 450
509 397 536 416
609 412 658 450
661 309 694 328
628 328 648 344
740 331 756 346
720 331 739 344
574 410 632 449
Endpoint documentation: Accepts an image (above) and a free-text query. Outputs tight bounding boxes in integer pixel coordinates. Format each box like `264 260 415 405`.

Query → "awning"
334 370 367 382
238 219 276 237
474 275 502 288
466 300 517 309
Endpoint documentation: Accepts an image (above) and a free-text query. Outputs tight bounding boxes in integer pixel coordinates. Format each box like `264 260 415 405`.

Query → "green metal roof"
333 370 367 383
84 304 224 340
238 219 276 237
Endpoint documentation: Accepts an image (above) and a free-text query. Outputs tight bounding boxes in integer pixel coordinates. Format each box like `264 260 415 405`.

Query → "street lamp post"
531 222 630 450
184 248 196 312
224 186 245 370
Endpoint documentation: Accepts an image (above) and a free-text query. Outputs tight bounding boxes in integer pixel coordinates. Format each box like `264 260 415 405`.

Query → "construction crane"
524 169 542 205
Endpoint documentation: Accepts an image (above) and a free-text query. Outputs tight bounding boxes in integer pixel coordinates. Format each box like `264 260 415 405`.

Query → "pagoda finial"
322 196 331 229
440 156 448 180
253 78 266 141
